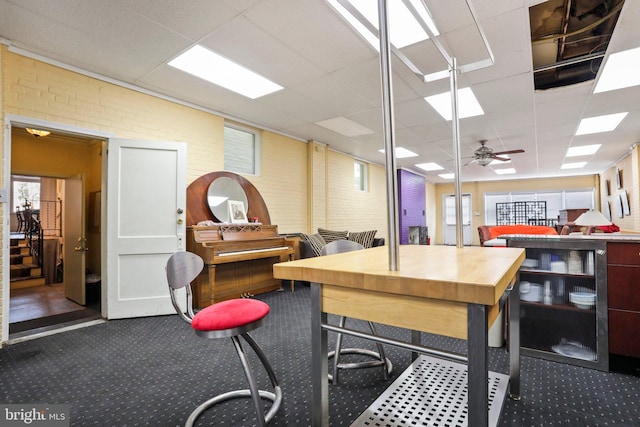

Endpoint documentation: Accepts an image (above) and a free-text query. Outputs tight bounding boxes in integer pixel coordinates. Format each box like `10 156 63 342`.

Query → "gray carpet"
1 284 639 426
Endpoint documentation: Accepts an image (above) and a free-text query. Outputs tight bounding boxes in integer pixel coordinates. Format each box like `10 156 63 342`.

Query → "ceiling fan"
469 140 525 166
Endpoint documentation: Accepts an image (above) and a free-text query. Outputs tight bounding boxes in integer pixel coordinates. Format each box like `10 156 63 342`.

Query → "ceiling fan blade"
493 156 511 162
493 149 525 155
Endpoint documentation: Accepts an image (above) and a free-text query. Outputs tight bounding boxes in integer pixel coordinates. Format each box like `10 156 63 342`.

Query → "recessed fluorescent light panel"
168 45 282 99
326 0 439 50
315 116 374 137
494 168 515 175
561 162 587 170
575 112 627 135
439 173 454 179
566 144 601 157
378 147 418 158
594 46 640 93
425 88 484 121
415 162 444 171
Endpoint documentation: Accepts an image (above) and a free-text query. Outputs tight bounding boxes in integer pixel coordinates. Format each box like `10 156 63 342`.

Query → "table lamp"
573 210 612 235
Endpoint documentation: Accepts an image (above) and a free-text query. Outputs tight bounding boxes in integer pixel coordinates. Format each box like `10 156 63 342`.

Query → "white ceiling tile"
1 0 637 182
127 0 256 40
244 0 376 73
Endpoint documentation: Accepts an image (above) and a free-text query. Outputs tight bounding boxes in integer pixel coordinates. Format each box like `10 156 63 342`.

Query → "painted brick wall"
245 130 307 234
325 150 388 240
2 50 308 233
0 49 309 340
310 143 327 233
398 169 426 244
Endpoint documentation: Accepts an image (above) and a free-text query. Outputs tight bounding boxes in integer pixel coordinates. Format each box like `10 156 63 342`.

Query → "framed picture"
602 200 611 221
615 194 624 218
228 200 248 223
615 168 622 189
605 179 610 196
620 190 630 216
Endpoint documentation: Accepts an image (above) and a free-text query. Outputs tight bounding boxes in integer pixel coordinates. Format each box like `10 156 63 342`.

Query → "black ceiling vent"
530 0 625 90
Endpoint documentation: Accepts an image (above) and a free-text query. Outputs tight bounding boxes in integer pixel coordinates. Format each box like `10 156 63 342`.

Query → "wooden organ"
186 171 294 308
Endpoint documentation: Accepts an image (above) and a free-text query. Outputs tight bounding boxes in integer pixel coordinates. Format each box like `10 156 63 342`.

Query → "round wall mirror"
206 177 249 223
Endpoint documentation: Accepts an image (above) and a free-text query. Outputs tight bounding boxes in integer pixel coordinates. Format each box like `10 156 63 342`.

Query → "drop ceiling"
1 0 638 183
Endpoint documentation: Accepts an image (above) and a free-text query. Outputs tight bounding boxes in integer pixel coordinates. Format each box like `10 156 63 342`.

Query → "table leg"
289 254 295 292
310 282 329 427
411 330 421 362
467 303 488 427
508 276 521 400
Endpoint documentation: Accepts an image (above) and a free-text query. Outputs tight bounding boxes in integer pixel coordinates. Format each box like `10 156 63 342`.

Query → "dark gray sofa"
299 237 385 259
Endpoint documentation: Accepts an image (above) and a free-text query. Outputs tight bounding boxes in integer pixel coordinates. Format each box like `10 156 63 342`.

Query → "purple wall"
397 169 426 244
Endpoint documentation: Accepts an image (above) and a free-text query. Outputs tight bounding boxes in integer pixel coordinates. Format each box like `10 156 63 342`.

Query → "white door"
443 194 473 246
63 176 86 305
105 139 186 319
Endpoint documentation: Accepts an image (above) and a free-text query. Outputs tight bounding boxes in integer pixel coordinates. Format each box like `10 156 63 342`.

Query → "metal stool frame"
166 251 282 427
321 240 393 384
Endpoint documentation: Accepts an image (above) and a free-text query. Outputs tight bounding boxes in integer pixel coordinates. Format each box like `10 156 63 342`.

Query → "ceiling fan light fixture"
475 157 492 166
489 156 510 165
26 128 51 137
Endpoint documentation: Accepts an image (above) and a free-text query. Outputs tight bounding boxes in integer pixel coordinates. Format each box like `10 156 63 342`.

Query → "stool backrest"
321 240 364 255
166 251 204 323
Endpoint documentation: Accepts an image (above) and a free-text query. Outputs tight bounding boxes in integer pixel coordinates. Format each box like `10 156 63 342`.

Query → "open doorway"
8 127 104 338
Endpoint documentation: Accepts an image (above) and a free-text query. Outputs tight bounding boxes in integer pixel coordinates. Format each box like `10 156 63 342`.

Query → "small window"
12 176 41 211
354 160 368 191
224 123 260 175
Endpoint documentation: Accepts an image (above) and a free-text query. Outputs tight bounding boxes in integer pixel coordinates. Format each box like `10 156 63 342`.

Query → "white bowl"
569 291 596 309
521 283 542 302
569 291 596 301
572 301 595 309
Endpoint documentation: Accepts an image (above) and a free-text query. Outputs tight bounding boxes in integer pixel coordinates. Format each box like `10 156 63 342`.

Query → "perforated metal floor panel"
351 355 509 427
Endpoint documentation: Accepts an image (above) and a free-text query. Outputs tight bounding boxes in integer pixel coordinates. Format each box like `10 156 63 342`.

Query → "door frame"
2 114 113 342
442 193 473 246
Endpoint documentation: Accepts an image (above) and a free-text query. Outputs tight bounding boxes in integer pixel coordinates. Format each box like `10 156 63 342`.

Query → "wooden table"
273 245 525 426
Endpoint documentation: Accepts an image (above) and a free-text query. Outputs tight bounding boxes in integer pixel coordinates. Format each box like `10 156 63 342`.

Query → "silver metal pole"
450 58 464 248
377 0 399 270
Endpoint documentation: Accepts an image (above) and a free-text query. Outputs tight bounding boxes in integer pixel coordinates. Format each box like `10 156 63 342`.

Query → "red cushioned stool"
166 251 282 427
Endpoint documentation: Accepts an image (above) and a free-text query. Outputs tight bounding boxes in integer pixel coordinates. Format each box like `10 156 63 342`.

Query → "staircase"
10 236 45 288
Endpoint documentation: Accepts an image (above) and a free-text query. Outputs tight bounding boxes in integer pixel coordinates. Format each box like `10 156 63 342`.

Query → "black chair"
166 251 282 426
320 240 393 384
15 209 25 233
